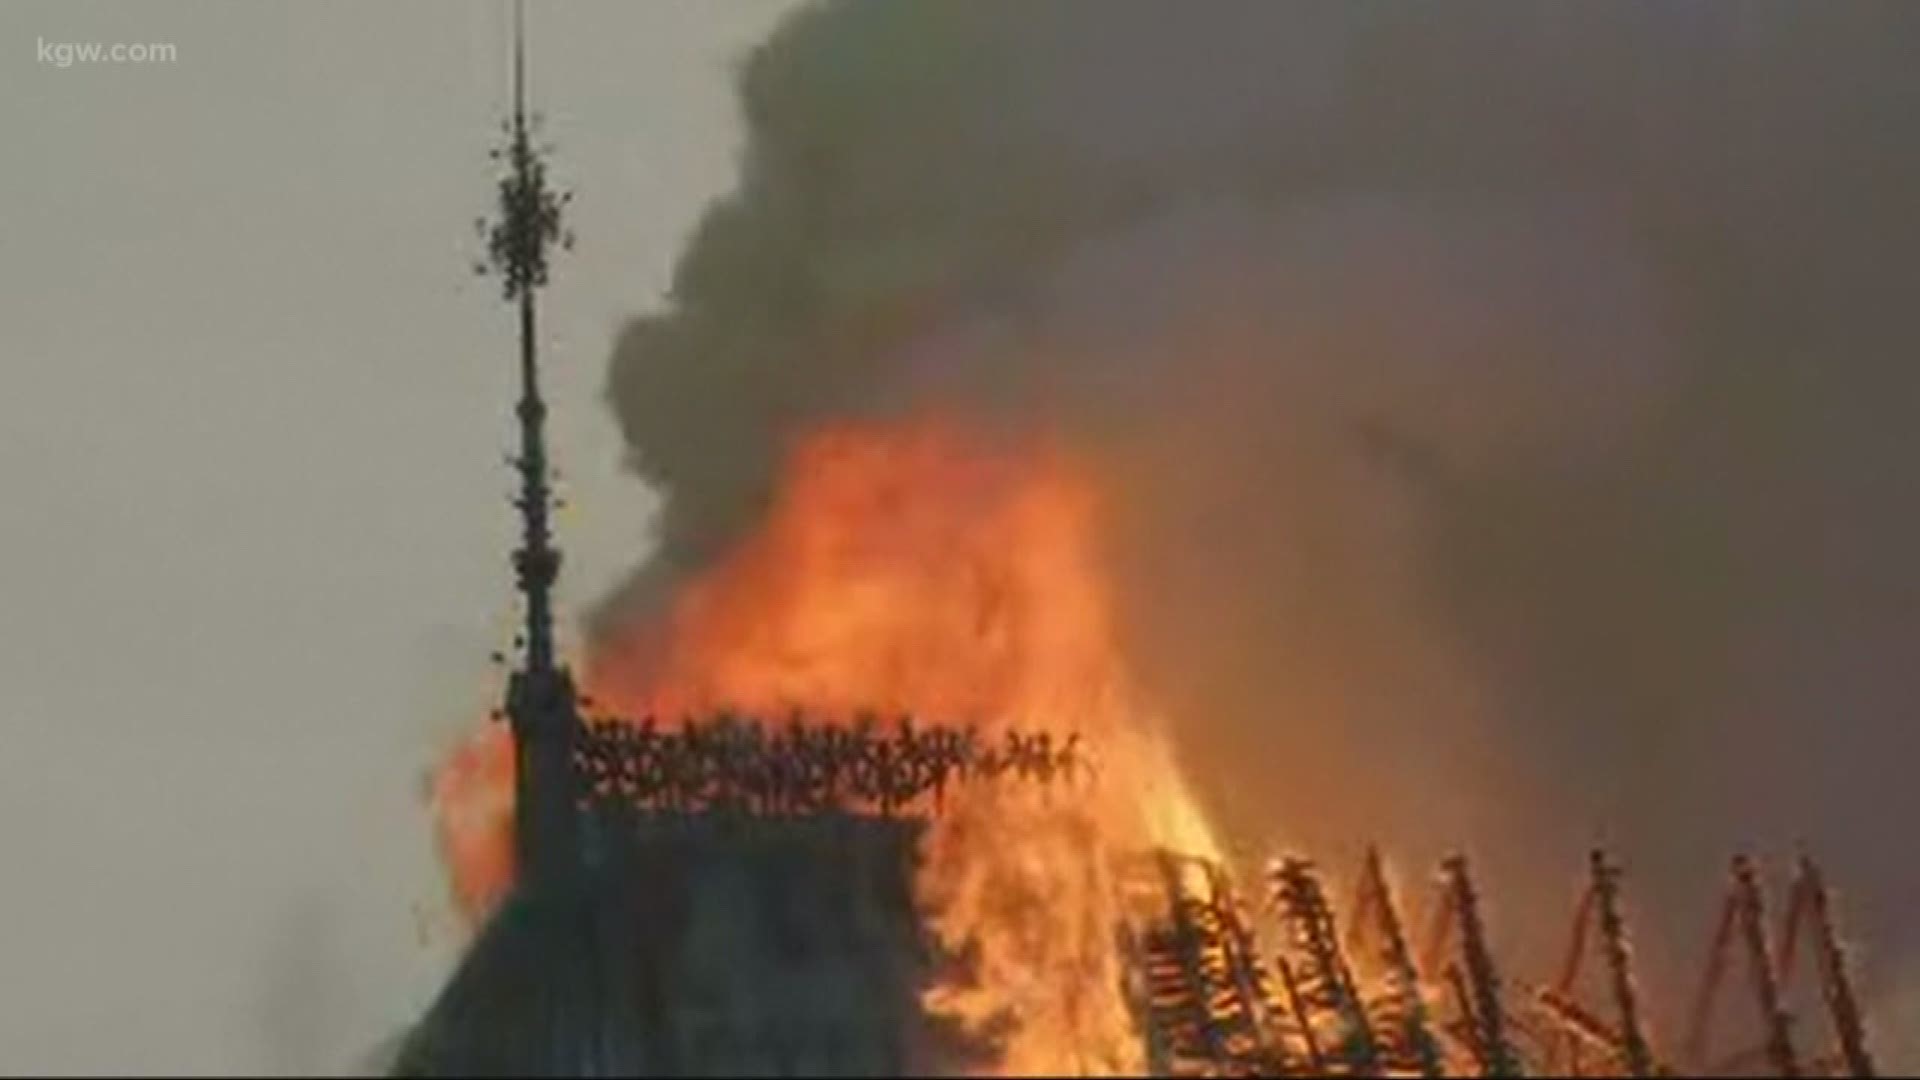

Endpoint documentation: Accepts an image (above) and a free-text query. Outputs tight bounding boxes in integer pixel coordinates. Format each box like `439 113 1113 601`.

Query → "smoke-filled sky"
6 0 1920 1073
601 0 1920 1062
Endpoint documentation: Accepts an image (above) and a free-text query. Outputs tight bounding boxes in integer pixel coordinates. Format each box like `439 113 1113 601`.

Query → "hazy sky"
0 2 791 1072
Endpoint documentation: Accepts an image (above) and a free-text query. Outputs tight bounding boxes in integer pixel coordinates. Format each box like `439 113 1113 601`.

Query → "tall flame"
432 417 1220 1073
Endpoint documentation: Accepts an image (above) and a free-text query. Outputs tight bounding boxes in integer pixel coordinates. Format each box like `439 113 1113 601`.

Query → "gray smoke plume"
597 0 1920 1050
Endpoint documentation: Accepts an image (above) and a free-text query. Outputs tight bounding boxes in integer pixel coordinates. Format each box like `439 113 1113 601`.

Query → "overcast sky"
0 2 791 1072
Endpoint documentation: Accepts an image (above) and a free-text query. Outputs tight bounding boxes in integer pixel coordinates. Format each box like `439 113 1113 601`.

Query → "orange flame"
432 417 1219 1073
430 721 514 921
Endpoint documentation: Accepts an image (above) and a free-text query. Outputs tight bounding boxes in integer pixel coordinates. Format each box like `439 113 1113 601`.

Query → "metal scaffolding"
1115 845 1877 1078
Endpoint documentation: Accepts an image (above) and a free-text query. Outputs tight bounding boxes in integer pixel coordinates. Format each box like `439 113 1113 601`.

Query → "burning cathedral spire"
488 0 580 893
399 15 1065 1073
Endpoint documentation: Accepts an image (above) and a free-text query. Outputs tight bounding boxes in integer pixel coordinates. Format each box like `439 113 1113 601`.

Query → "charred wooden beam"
1731 855 1802 1078
1269 857 1381 1075
1792 856 1875 1078
1684 884 1739 1069
1589 849 1655 1077
1275 954 1327 1076
1352 847 1443 1078
1441 854 1522 1078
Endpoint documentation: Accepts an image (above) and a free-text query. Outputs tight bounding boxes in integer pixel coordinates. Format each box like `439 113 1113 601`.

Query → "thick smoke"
598 0 1920 1048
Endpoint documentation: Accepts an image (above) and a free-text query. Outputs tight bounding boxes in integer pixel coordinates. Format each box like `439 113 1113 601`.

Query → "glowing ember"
431 417 1221 1074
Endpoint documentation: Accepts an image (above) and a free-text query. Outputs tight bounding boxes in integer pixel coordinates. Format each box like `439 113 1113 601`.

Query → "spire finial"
512 0 526 134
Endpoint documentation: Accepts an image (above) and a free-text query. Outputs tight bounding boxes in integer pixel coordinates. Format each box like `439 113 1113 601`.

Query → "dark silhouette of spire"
480 0 580 888
490 0 571 674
